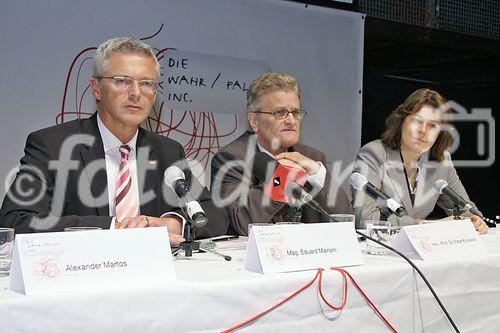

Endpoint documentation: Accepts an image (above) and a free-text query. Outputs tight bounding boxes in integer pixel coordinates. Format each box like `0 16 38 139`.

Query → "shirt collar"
97 113 138 153
254 134 292 158
256 141 275 159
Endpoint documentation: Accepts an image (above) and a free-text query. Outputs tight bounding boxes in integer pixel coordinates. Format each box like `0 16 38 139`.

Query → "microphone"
286 182 324 213
434 179 481 216
252 152 308 204
349 172 407 217
163 166 208 228
252 152 324 214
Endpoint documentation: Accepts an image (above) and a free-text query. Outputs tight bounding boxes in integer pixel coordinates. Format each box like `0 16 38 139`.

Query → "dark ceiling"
364 17 500 95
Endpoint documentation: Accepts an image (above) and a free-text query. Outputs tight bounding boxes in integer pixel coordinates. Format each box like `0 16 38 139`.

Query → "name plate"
391 219 486 261
243 222 363 274
9 228 176 295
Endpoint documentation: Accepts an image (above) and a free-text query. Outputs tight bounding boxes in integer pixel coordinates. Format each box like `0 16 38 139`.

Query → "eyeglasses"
252 108 307 120
96 76 160 94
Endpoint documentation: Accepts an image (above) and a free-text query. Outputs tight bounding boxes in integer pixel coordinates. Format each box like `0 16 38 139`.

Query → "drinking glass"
64 227 103 232
365 220 391 255
0 228 15 277
329 214 355 223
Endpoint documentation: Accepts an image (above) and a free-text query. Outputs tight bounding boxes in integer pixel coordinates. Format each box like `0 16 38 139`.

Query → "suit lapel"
136 130 160 216
385 148 414 215
79 114 109 216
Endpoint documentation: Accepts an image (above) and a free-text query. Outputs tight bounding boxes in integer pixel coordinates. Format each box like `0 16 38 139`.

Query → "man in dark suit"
0 37 228 242
211 72 352 235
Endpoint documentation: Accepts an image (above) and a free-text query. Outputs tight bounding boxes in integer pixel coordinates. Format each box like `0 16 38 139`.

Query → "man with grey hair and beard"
0 37 228 242
211 72 352 235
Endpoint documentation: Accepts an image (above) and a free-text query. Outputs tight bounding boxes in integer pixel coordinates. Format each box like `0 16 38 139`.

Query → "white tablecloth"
0 231 499 332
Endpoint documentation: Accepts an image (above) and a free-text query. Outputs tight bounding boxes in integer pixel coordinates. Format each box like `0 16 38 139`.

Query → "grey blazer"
351 139 479 228
211 132 353 235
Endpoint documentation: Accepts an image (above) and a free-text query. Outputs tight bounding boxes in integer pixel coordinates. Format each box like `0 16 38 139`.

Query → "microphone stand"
200 242 232 261
452 205 466 220
177 211 232 261
289 202 303 223
179 219 200 257
379 208 390 222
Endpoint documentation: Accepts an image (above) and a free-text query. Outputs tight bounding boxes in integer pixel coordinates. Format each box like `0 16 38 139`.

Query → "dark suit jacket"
0 113 228 238
210 132 353 235
352 139 480 228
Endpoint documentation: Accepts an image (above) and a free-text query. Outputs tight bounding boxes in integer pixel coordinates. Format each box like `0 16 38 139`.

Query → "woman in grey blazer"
352 88 488 233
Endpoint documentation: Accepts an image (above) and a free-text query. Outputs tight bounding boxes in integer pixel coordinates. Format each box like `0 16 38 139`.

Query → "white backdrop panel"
0 0 364 198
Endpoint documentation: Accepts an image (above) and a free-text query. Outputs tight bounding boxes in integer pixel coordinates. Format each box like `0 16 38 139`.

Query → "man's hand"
275 151 320 175
116 215 150 229
277 158 304 170
116 215 185 245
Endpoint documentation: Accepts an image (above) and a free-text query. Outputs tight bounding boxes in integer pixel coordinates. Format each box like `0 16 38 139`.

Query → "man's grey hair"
93 37 160 79
246 72 301 112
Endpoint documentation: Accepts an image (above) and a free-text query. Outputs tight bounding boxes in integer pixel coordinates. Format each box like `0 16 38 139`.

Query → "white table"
0 231 499 332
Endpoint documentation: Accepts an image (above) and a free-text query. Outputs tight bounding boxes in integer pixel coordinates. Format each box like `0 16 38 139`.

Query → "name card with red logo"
9 228 176 295
243 222 363 274
390 219 486 261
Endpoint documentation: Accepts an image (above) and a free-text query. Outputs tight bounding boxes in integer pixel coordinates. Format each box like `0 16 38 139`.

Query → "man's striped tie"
115 145 138 221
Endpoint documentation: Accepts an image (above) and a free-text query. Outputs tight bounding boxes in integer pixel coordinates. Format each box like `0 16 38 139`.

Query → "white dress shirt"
97 114 185 230
97 114 140 219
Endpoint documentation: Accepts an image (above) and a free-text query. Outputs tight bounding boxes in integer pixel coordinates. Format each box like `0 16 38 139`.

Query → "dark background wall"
291 0 499 219
363 17 499 218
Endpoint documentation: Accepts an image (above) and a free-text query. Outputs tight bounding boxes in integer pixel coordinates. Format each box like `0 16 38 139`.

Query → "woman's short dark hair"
381 88 454 162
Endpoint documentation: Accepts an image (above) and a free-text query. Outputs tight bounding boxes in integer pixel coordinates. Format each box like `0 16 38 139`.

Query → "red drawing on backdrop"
57 24 239 170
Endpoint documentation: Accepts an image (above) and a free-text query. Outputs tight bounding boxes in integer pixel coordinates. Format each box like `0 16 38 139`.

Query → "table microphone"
164 166 208 228
286 182 325 213
434 179 482 215
349 172 407 217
